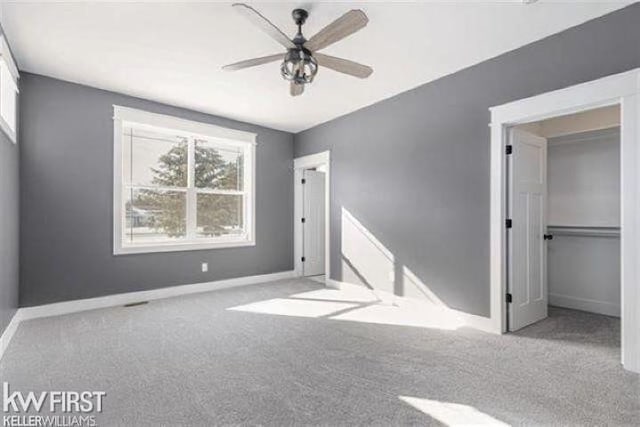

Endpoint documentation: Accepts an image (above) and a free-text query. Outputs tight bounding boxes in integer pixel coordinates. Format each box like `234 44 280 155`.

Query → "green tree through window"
130 141 244 238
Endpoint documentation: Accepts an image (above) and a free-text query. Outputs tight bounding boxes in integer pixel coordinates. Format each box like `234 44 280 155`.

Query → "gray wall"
0 25 19 336
548 128 620 317
294 4 640 317
19 73 294 307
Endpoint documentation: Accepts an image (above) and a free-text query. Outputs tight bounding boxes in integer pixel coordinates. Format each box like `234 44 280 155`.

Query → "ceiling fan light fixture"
280 47 318 85
224 4 373 96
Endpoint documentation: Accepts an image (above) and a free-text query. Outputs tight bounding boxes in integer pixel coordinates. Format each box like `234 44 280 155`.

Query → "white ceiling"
0 1 630 133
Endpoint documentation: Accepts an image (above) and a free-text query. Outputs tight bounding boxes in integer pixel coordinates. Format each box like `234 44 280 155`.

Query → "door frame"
489 68 640 372
293 151 331 281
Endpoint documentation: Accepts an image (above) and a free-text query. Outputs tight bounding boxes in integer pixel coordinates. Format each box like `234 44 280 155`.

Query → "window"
0 35 19 143
113 106 256 254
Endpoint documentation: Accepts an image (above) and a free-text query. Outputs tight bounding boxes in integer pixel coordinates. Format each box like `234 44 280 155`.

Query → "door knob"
543 234 553 240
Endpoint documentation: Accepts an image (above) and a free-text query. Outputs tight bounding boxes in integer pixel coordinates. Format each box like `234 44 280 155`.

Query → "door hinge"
301 256 306 262
506 219 512 229
301 178 306 184
506 293 512 303
301 217 306 223
505 145 513 155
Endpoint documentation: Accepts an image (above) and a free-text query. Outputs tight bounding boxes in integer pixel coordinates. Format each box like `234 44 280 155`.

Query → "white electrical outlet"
201 262 208 272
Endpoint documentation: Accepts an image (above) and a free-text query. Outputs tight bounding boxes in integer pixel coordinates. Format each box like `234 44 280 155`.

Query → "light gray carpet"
1 278 638 425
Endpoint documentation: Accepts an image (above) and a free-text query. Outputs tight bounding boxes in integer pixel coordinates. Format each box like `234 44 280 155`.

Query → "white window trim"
0 35 19 144
113 105 257 255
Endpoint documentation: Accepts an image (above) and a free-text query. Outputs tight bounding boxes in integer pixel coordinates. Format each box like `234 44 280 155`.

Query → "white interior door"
508 128 548 331
303 170 325 276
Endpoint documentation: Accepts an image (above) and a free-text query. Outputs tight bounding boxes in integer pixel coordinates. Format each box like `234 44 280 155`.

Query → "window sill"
114 239 255 255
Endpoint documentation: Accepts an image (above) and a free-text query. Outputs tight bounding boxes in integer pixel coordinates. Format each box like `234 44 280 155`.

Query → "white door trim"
294 151 331 281
489 68 640 372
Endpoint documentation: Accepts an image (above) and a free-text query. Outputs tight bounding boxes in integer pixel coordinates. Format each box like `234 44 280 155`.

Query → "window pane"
194 139 244 191
124 188 186 244
196 193 244 237
123 127 188 187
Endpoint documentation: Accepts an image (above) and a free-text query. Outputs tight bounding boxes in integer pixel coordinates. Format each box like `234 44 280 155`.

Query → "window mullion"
186 136 197 239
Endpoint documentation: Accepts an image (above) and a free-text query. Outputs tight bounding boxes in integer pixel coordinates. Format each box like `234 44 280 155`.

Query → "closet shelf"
547 225 620 238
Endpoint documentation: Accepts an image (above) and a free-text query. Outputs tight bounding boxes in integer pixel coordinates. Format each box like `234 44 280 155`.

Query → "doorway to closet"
507 105 621 334
293 151 331 281
300 167 326 277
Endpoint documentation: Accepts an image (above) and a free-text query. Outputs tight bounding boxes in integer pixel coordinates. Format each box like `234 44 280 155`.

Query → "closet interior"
520 105 621 319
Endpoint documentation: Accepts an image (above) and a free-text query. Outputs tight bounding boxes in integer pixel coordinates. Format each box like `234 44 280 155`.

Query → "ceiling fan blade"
304 9 368 52
290 82 304 97
222 53 283 71
315 53 373 79
233 3 295 49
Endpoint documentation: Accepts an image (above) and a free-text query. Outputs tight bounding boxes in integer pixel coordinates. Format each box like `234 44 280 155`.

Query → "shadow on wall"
227 207 491 331
341 207 454 307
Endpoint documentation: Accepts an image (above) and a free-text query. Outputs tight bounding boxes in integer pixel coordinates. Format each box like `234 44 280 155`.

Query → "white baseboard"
20 270 296 321
0 270 295 361
450 307 496 334
549 293 620 317
325 278 342 289
395 297 497 334
0 310 22 361
325 279 497 334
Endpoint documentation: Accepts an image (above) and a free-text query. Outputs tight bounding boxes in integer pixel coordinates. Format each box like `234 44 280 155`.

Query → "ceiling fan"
222 3 373 96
